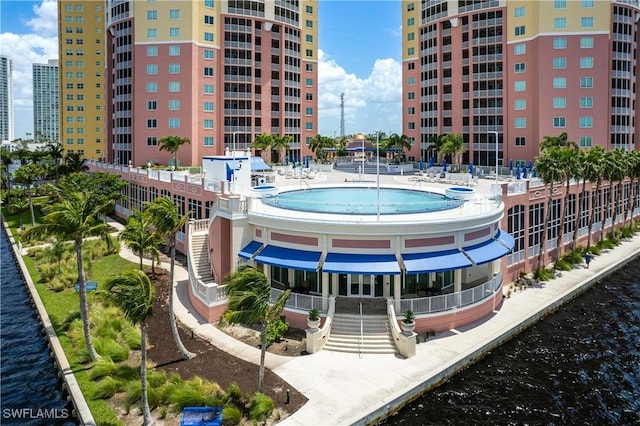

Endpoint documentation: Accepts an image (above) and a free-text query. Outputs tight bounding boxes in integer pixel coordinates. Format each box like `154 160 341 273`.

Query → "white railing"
398 274 501 315
190 218 209 233
271 288 328 313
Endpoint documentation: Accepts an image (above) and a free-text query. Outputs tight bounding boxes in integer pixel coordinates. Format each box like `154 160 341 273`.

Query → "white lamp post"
376 131 380 220
488 131 499 182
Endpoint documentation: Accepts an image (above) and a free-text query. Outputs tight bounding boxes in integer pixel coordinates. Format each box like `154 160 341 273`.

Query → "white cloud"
318 49 402 137
0 0 58 140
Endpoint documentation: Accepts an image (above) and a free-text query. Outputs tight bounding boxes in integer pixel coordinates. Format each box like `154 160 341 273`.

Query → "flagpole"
376 131 380 220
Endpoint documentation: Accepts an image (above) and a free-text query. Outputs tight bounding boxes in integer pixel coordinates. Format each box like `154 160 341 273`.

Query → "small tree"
159 135 191 168
224 265 290 392
13 163 45 226
120 206 163 272
104 270 155 426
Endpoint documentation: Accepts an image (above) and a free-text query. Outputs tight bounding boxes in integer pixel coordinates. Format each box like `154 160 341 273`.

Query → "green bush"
267 318 289 345
90 358 118 380
248 392 274 422
554 258 572 271
91 377 122 399
222 382 249 409
222 406 242 426
93 337 129 362
533 267 554 281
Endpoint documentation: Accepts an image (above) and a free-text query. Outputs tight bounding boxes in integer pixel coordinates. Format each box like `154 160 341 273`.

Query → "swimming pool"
261 187 462 215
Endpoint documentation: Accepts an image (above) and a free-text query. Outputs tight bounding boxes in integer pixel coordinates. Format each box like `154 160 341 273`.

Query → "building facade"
402 0 640 167
57 0 107 160
32 59 60 141
104 0 318 168
0 56 14 143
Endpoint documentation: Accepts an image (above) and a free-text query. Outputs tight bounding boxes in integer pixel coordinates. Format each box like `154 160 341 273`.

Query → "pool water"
262 187 461 215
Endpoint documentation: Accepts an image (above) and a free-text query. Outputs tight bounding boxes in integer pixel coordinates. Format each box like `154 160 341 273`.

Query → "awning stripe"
322 253 401 275
238 241 262 260
254 245 321 271
495 229 515 250
463 239 511 265
402 249 472 274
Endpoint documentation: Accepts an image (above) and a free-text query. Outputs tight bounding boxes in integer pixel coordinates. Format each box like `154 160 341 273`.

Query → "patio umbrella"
509 159 513 171
305 157 309 168
468 162 474 174
442 160 447 172
523 166 528 179
292 160 296 169
515 166 521 180
285 156 289 165
533 168 537 178
419 160 424 171
528 160 533 170
429 157 435 168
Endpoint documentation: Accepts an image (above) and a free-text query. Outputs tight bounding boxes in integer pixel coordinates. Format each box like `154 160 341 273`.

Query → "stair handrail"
359 301 364 359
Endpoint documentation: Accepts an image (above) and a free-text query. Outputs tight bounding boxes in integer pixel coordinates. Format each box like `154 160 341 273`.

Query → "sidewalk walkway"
148 220 638 424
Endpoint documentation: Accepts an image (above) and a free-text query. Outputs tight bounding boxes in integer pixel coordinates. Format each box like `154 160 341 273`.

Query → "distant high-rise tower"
0 56 14 142
57 0 106 159
103 0 318 166
402 1 640 166
33 59 59 141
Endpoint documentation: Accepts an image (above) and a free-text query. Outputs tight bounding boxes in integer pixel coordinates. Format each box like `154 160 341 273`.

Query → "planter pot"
307 318 320 331
400 320 415 334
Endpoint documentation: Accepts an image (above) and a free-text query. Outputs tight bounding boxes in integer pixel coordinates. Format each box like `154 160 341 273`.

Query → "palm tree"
251 133 273 162
45 141 64 180
13 162 45 226
441 133 465 170
270 134 293 165
540 132 578 150
104 269 155 426
382 133 411 163
607 149 628 236
63 152 88 175
584 146 605 249
120 207 163 272
534 146 564 269
22 191 112 361
159 135 191 169
224 265 290 393
426 134 446 163
626 150 640 228
308 134 336 163
555 146 579 256
146 196 194 359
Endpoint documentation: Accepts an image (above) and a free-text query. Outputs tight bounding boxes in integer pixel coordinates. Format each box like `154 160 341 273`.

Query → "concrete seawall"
2 220 96 426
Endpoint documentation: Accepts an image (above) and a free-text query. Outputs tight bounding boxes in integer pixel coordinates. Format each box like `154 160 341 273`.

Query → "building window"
581 0 594 7
169 63 180 74
553 57 566 69
147 28 157 38
204 67 214 76
514 6 525 17
306 93 313 101
305 49 313 57
306 122 313 130
408 47 415 55
147 10 157 20
204 84 214 94
515 137 526 146
580 37 594 48
579 136 592 147
169 9 180 19
147 119 157 128
553 77 566 88
169 28 180 37
204 32 214 42
553 37 567 49
147 46 158 56
407 32 414 41
514 63 526 73
514 81 526 92
204 49 214 59
204 101 214 111
580 97 593 108
147 137 157 146
204 0 214 7
204 119 213 129
554 0 566 8
580 77 593 88
305 78 313 86
515 118 526 128
554 18 567 29
146 82 158 92
580 57 593 68
306 5 313 13
169 100 180 110
169 45 180 56
204 136 214 146
306 20 313 28
514 43 526 55
169 118 180 128
514 99 526 110
553 97 567 108
579 117 592 128
408 122 415 130
515 25 525 36
581 17 593 28
305 107 313 115
408 77 415 85
147 101 157 110
407 17 414 26
146 64 158 74
553 117 566 128
169 82 180 92
407 107 415 115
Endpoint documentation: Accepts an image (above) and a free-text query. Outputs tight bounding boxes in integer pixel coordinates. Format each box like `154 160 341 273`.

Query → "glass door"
348 274 374 297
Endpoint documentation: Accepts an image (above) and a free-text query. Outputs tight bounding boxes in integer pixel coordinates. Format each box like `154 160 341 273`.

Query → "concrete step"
325 313 397 355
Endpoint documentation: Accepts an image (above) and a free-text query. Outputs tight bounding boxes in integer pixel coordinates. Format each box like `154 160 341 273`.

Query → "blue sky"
0 0 402 141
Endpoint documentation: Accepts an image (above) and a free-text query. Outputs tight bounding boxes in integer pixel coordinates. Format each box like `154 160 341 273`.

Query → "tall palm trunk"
75 239 100 362
587 180 601 249
556 179 571 257
169 239 194 359
538 184 553 270
259 323 267 393
27 190 35 227
599 183 610 243
572 179 587 251
140 322 153 425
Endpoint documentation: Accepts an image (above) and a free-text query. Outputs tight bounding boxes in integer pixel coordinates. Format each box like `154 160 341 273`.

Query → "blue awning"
251 156 271 171
254 245 321 271
402 249 472 274
463 239 511 265
238 241 263 260
495 229 515 250
322 253 401 275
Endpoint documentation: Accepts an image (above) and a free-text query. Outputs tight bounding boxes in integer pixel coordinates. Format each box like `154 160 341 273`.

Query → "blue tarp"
463 238 511 265
402 249 472 274
322 253 401 274
238 241 263 260
254 245 321 271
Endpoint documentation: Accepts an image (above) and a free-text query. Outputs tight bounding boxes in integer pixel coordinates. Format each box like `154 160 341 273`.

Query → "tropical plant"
63 152 88 175
426 134 447 163
382 133 411 163
13 162 45 226
159 135 191 168
308 308 320 321
104 269 155 426
440 133 465 170
146 196 194 360
535 145 564 269
582 146 605 249
223 265 291 392
251 133 272 161
270 134 293 165
120 206 163 272
308 134 336 163
402 309 415 324
22 191 112 361
555 146 579 257
626 150 640 228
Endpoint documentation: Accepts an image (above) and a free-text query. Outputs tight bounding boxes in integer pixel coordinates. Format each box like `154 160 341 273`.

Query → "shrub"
222 382 249 410
90 358 118 380
91 377 122 399
222 406 242 426
267 318 289 345
93 337 129 362
554 258 572 271
248 392 274 422
533 267 554 281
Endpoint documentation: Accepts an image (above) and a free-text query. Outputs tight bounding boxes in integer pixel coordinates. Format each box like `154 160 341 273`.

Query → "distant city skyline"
0 0 403 142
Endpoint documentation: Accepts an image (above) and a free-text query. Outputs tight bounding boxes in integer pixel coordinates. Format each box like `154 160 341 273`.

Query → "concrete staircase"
190 233 215 284
324 298 397 355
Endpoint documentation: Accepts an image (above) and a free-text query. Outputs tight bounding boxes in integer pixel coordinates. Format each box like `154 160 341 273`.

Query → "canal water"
1 227 75 425
382 259 640 425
